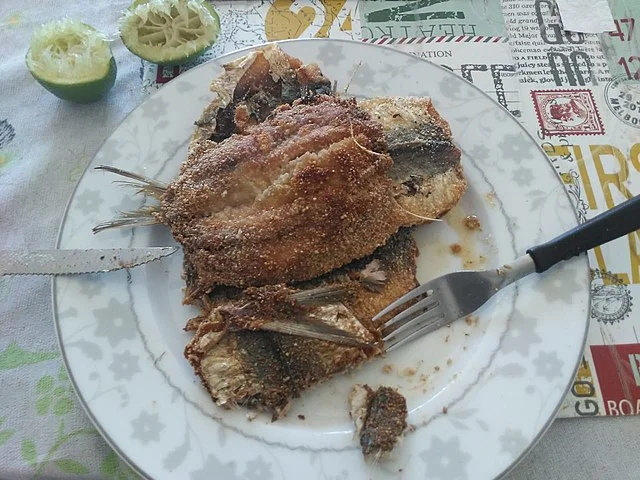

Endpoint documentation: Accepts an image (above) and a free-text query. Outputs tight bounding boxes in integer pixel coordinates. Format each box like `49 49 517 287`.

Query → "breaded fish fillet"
184 229 419 419
160 95 464 298
96 46 465 299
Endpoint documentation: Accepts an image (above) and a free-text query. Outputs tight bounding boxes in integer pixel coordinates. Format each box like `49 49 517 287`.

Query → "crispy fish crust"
161 94 465 297
161 95 418 296
184 229 419 419
348 384 408 460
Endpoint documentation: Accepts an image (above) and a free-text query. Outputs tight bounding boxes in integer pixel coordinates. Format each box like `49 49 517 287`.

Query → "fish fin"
95 165 167 196
262 320 368 347
287 284 351 305
112 180 167 200
92 206 161 233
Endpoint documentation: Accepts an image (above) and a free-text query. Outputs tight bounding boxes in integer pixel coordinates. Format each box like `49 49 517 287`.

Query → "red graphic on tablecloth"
531 89 605 136
590 343 640 415
155 65 181 85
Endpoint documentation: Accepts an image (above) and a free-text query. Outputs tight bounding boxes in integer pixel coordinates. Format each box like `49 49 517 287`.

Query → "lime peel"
26 19 113 85
119 0 220 65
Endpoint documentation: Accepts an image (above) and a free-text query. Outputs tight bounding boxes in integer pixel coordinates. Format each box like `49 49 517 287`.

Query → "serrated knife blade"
0 247 178 275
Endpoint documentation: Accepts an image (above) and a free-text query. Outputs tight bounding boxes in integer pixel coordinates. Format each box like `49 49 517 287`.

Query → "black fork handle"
526 195 640 273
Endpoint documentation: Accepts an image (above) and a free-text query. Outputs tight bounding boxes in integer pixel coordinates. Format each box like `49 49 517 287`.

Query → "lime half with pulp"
25 19 117 103
119 0 220 66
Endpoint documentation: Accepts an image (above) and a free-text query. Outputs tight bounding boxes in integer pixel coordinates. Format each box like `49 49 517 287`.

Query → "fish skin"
359 96 466 223
193 44 332 144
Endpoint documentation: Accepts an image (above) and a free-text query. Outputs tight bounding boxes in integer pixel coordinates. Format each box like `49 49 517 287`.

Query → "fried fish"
184 229 419 419
348 384 409 461
192 43 333 144
95 46 466 300
160 94 464 299
92 45 467 423
359 96 466 223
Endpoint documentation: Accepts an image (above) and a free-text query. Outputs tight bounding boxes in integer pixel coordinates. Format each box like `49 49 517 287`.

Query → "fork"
374 195 640 352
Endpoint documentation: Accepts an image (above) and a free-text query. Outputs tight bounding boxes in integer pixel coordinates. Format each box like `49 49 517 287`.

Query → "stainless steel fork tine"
384 311 449 352
381 294 439 331
371 281 434 321
382 305 443 341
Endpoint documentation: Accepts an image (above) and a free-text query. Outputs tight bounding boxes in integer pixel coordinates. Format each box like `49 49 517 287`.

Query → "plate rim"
51 37 592 480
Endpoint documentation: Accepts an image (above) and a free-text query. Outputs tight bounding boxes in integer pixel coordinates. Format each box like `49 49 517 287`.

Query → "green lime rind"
31 57 117 103
119 0 220 66
147 44 211 67
25 19 116 103
124 42 211 67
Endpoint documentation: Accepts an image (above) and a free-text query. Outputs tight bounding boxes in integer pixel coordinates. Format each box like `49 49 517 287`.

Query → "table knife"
0 247 178 275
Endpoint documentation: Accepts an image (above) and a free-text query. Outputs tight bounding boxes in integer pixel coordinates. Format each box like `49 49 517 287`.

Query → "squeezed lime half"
25 19 116 103
119 0 220 66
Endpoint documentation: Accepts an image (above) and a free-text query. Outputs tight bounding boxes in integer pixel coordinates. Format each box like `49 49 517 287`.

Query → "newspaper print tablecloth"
142 0 640 420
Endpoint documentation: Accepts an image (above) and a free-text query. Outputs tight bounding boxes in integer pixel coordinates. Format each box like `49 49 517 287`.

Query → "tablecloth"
1 1 639 479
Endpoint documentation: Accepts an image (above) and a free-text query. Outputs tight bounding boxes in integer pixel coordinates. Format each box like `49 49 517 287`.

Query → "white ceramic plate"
54 39 590 480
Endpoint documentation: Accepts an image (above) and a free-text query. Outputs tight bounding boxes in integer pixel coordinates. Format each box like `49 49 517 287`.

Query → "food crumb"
401 367 416 377
446 358 453 366
485 190 497 207
434 365 440 372
382 364 394 374
465 315 478 326
246 413 258 422
445 334 450 343
449 243 462 254
464 215 482 230
298 414 305 420
442 406 448 414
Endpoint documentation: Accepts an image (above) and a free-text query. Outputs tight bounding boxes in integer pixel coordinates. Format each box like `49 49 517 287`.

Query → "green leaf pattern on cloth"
2 356 139 479
101 451 139 479
0 343 60 370
34 367 75 416
0 417 15 447
54 459 90 475
21 439 37 466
